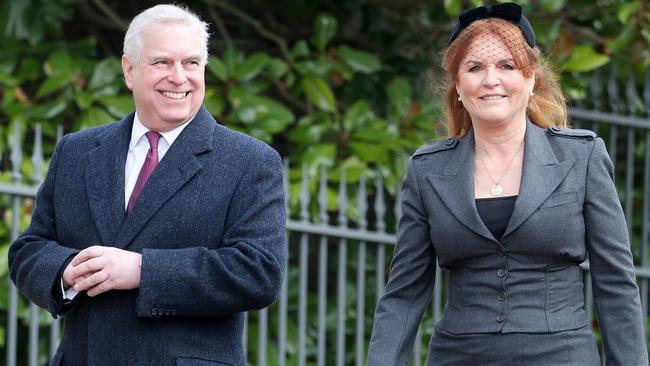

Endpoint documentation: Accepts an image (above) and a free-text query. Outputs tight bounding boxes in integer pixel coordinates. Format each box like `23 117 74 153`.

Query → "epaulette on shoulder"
547 126 596 140
413 138 458 157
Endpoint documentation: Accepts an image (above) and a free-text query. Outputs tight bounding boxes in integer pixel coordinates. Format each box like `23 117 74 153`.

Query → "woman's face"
455 33 534 128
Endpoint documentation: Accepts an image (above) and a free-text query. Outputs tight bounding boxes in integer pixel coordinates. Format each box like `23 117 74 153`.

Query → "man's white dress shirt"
62 113 193 300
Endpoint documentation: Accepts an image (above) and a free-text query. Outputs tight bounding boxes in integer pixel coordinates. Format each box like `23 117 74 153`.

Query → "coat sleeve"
367 157 436 365
136 144 286 318
583 138 648 366
8 135 81 317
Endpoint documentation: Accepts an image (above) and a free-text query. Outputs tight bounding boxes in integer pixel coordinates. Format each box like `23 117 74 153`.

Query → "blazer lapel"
116 106 215 249
425 132 496 242
85 115 132 245
504 121 574 237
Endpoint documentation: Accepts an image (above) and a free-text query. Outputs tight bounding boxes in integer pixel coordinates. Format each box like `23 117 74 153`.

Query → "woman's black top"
475 195 517 239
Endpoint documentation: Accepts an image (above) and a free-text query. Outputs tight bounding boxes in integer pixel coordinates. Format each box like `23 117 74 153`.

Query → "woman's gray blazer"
367 120 648 365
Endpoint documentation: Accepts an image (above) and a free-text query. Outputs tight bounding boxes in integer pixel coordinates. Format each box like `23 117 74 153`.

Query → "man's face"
122 22 205 132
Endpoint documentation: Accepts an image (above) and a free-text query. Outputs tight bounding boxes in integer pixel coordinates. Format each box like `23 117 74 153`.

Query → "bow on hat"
448 2 536 48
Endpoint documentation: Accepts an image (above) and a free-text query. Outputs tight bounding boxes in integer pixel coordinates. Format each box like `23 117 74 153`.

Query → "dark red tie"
127 131 161 213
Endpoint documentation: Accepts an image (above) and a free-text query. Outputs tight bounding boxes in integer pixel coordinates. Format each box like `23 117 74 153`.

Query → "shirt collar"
129 113 194 150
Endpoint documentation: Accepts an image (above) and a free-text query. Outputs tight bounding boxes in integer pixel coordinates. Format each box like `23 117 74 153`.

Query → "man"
8 4 285 366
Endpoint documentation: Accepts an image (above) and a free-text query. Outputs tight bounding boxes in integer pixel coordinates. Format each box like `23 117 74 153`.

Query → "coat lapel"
425 131 496 242
504 121 574 237
85 115 132 245
116 106 215 248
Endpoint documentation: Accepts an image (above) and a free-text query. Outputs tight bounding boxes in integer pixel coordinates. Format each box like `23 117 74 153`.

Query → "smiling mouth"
480 95 506 101
161 91 189 100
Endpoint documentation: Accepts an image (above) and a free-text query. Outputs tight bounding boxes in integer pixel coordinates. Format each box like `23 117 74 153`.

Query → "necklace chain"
477 139 524 196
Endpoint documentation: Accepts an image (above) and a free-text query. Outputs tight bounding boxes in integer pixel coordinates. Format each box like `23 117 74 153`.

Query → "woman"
367 3 648 365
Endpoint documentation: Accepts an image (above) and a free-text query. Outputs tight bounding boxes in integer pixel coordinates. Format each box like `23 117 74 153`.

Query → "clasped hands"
62 246 142 297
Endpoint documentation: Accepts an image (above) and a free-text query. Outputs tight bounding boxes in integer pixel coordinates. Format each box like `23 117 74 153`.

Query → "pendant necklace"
477 139 524 197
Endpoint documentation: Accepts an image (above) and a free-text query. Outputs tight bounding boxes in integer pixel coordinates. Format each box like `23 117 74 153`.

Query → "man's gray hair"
123 4 209 65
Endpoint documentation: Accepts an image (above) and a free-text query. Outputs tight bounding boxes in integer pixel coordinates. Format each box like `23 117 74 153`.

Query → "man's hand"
62 246 142 297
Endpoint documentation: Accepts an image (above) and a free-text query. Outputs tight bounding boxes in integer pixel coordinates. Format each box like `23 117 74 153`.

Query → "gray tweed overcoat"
9 106 286 366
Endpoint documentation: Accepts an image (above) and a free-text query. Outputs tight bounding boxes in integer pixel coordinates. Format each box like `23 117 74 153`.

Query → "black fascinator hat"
448 2 536 48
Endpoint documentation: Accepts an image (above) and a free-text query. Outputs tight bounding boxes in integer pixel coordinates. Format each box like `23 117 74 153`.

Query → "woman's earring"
530 90 535 96
457 96 462 101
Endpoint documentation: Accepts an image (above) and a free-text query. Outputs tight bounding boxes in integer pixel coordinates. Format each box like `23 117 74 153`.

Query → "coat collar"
85 106 215 247
425 119 574 242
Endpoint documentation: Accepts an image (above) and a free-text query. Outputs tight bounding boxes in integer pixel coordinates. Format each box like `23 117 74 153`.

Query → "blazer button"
497 249 506 257
445 138 455 146
497 291 507 301
497 269 507 278
496 313 506 322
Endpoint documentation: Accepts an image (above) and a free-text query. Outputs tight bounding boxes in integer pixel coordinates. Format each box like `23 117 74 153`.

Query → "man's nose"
167 63 188 84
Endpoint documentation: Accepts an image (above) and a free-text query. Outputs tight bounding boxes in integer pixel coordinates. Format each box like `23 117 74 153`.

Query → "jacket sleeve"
135 144 286 318
8 135 81 317
367 157 436 365
584 138 648 366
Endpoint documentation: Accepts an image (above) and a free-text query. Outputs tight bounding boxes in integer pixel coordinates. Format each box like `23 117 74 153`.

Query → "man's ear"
122 54 135 90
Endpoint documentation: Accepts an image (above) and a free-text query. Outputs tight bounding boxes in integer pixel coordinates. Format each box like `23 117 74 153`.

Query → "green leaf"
386 77 412 121
540 0 566 13
563 45 610 72
348 141 388 163
229 87 294 130
444 0 462 17
343 100 373 131
15 58 40 82
333 59 354 80
75 91 94 109
350 126 397 146
312 13 337 52
267 58 288 81
204 89 226 117
335 46 381 74
98 95 134 117
78 107 114 129
291 40 310 59
35 74 73 98
207 56 228 81
618 2 640 24
235 52 270 82
26 100 67 119
222 48 244 78
45 50 73 77
294 56 332 77
88 58 120 90
641 28 650 44
288 122 331 145
607 23 637 54
301 76 336 112
302 143 336 167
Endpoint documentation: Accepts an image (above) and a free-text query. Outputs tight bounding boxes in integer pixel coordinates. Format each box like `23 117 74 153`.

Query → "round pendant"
490 184 503 196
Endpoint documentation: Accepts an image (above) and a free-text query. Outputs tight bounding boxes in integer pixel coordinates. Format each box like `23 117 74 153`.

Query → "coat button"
497 291 507 301
497 249 506 257
497 269 507 278
496 313 506 322
445 138 455 146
